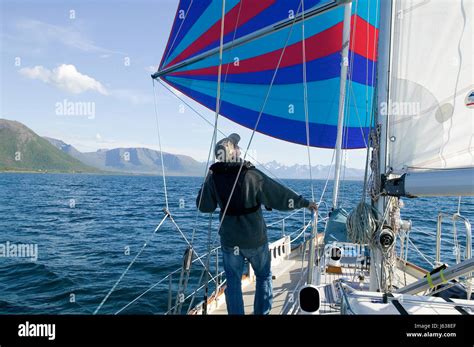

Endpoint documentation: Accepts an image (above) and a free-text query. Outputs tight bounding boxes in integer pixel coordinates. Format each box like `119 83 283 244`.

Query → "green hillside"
0 119 99 173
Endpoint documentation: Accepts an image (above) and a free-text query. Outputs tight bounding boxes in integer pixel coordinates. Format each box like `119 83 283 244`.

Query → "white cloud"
19 64 108 95
19 64 154 104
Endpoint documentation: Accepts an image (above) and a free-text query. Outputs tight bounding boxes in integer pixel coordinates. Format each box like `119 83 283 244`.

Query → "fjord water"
0 173 472 314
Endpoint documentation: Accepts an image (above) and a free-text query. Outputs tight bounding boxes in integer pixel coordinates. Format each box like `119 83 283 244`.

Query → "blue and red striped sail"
158 0 380 149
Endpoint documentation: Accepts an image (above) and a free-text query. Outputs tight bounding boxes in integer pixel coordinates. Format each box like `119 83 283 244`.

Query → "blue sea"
0 173 472 314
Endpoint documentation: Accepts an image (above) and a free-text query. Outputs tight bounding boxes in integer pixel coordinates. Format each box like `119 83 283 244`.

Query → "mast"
370 0 394 291
332 0 352 209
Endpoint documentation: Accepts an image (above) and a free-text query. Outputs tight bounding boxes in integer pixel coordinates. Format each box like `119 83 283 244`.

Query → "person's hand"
307 202 318 212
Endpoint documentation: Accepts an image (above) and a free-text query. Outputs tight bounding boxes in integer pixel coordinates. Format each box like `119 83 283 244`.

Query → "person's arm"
258 171 311 211
196 173 218 213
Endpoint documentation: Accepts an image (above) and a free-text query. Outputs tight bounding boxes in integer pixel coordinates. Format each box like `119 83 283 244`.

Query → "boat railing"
398 229 437 268
396 213 472 300
114 211 328 314
113 244 224 315
397 215 471 270
166 269 227 315
187 235 295 314
436 212 472 266
436 212 472 298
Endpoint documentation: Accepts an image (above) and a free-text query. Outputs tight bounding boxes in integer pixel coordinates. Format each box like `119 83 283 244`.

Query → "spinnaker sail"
156 0 380 149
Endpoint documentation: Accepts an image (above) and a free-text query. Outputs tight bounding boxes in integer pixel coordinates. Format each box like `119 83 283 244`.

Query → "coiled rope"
346 202 379 244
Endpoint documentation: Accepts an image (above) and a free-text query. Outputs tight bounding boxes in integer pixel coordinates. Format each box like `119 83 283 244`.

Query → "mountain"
257 160 364 180
44 137 363 179
0 119 99 173
0 119 364 179
44 137 205 176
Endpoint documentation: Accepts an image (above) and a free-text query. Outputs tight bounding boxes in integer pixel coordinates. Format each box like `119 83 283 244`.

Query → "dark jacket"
196 161 311 249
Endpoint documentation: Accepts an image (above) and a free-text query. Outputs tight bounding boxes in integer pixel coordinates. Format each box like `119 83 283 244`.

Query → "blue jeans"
221 243 272 315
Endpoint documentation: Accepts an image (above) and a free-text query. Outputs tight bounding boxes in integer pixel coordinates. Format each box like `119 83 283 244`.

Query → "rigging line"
160 77 305 269
340 102 351 207
362 0 380 199
365 0 371 121
165 272 226 314
339 0 359 207
343 0 359 136
209 0 305 248
362 98 378 200
167 214 218 281
346 83 368 148
217 0 244 110
362 0 380 200
94 214 169 314
158 79 288 186
315 71 343 206
301 0 315 203
341 0 381 203
152 80 169 210
190 0 247 246
159 0 241 246
344 29 378 201
160 0 194 69
300 0 320 284
343 0 362 144
154 1 343 79
367 0 380 137
346 0 380 151
365 0 370 116
202 0 227 313
333 0 357 208
186 262 208 314
212 0 227 161
359 0 374 197
266 208 304 227
115 271 173 315
190 5 245 307
190 122 219 245
202 214 214 315
202 0 229 245
315 78 340 206
407 238 435 267
318 149 336 205
115 245 222 315
174 0 299 240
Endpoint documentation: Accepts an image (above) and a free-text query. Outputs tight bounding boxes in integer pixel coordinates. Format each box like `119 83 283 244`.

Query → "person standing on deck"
196 133 317 315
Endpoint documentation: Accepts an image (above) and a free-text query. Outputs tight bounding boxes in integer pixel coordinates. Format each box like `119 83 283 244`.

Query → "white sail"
387 0 473 173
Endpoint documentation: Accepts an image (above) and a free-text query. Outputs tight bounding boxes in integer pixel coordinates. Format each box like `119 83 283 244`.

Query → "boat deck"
211 254 308 315
206 238 424 315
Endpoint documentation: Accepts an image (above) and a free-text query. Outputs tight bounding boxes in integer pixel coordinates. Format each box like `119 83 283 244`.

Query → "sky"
0 0 367 168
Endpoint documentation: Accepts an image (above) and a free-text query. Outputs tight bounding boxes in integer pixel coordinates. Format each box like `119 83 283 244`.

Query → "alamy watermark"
18 321 55 340
380 100 421 116
55 99 95 119
0 241 38 261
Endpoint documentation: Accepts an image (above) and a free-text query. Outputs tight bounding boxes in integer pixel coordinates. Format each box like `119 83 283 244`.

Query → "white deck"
210 255 308 314
205 238 425 315
198 236 473 315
